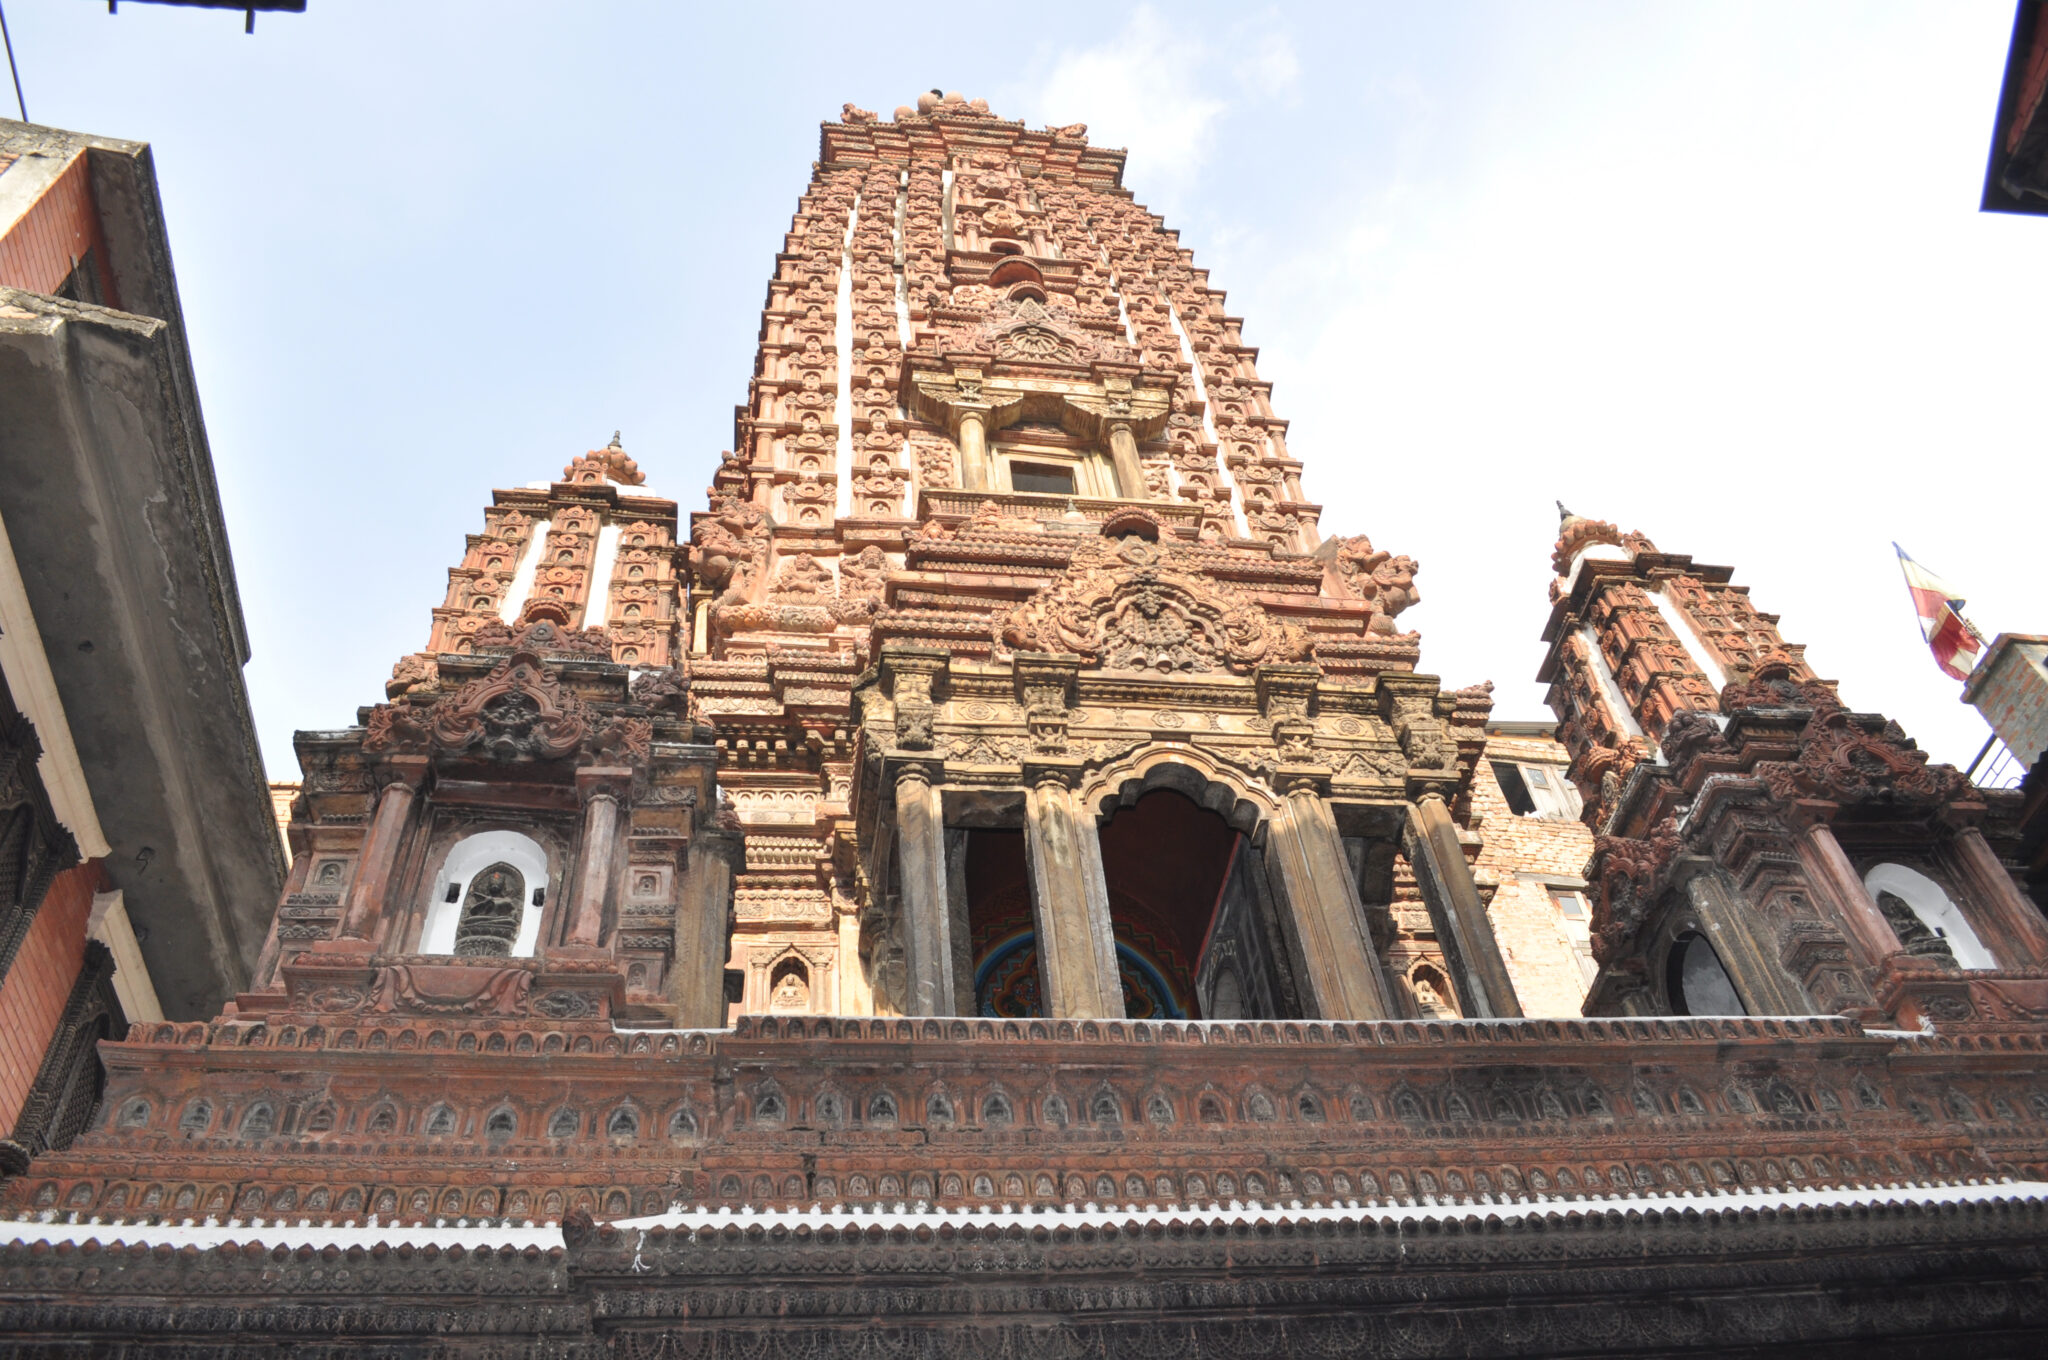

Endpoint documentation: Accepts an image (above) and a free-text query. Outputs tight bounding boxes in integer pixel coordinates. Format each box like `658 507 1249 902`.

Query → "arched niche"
1863 863 1995 970
1407 963 1459 1019
419 830 550 958
768 956 811 1013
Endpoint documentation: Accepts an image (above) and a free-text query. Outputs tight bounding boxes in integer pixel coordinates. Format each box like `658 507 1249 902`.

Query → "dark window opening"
54 254 104 306
1491 761 1537 816
1667 932 1745 1016
723 970 745 1005
1010 461 1076 495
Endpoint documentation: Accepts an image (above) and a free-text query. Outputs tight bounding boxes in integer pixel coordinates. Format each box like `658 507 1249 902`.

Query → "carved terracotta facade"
3 96 2047 1354
1540 507 2048 1033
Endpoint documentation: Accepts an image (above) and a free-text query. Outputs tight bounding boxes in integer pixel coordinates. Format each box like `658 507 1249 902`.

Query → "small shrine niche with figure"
768 958 811 1013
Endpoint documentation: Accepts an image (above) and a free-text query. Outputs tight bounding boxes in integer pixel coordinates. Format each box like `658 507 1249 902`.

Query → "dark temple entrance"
961 788 1302 1020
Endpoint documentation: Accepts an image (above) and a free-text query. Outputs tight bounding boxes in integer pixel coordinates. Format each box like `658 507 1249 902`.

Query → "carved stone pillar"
1796 823 1903 972
671 828 740 1028
1405 793 1523 1018
334 754 429 949
1022 769 1123 1019
1106 421 1146 501
1262 787 1396 1021
1682 865 1810 1014
894 765 955 1016
957 410 991 492
946 827 974 1016
1948 826 2048 967
565 767 632 949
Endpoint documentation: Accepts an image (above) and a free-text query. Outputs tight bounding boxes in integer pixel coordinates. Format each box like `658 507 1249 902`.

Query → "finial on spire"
1556 499 1575 526
608 431 622 450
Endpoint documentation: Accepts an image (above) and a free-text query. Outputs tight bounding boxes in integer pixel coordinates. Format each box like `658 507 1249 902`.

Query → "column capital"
1021 758 1086 791
371 753 432 791
892 759 945 792
575 764 634 805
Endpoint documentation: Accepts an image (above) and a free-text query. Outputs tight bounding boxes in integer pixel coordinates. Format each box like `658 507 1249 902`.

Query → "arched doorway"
962 787 1300 1020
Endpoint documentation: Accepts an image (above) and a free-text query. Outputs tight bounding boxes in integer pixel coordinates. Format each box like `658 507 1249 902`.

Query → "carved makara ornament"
362 701 436 756
1587 817 1683 966
1328 535 1422 635
629 667 689 715
385 653 438 699
1001 537 1310 676
432 652 588 761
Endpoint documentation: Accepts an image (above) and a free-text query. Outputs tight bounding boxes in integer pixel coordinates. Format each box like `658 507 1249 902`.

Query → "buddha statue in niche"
454 863 524 957
771 966 810 1012
1876 890 1956 964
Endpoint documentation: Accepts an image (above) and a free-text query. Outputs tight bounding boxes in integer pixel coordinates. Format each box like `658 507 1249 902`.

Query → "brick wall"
1473 734 1599 1018
0 861 106 1131
1968 636 2048 768
0 150 118 306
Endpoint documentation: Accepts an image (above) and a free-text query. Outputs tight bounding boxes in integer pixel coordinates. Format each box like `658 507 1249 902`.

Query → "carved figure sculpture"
454 864 525 957
1876 891 1956 964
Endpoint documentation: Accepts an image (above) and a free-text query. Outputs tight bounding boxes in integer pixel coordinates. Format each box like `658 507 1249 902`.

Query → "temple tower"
687 91 1523 1023
261 438 730 1031
10 101 2048 1354
1539 507 2048 1025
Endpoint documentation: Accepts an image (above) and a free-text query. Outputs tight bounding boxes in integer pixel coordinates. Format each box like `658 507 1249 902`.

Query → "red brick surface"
1474 735 1598 1018
0 151 118 306
0 861 102 1130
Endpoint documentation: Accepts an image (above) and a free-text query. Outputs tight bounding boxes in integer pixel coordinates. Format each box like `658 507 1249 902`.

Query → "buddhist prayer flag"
1894 543 1983 681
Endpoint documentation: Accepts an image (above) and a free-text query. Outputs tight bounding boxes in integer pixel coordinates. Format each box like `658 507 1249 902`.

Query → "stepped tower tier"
690 98 1522 1025
1539 508 2048 1026
253 439 730 1028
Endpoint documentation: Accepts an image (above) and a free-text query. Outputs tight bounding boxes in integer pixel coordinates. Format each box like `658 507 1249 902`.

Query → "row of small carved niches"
16 1128 2006 1231
16 1171 664 1228
15 1116 2001 1230
682 1141 2000 1218
25 1017 2040 1226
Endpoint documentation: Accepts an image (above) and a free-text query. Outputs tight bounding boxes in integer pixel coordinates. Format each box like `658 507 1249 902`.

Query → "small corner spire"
607 431 623 450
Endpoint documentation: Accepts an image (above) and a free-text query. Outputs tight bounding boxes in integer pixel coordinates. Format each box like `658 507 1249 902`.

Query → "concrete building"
0 119 283 1172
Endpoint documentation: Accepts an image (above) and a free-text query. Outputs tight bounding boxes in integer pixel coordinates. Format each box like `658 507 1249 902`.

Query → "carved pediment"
940 298 1135 368
366 649 591 762
432 651 590 761
999 536 1310 676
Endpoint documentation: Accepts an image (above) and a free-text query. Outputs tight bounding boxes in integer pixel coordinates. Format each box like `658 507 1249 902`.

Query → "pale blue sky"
5 1 2038 776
